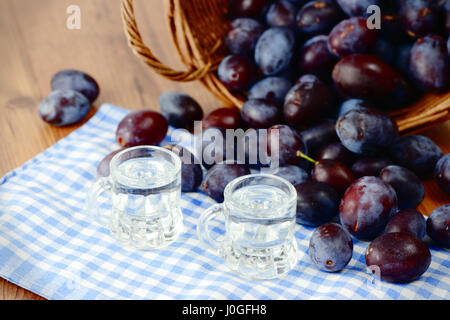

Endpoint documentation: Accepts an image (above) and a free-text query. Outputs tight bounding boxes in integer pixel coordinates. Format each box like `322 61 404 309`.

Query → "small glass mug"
197 174 299 280
87 146 184 250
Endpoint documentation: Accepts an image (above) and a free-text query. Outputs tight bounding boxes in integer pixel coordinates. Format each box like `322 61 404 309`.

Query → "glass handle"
86 177 112 227
197 203 225 252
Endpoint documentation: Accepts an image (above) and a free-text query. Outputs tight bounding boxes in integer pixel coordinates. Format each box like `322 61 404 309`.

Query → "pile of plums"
94 86 449 284
40 0 450 285
38 67 449 285
221 0 449 110
39 69 100 126
213 0 450 282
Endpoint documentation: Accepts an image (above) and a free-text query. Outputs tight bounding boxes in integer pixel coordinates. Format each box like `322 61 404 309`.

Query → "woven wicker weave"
120 0 450 134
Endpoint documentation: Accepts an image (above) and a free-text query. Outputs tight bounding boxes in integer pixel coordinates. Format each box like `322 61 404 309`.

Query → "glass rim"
223 173 297 214
109 145 182 183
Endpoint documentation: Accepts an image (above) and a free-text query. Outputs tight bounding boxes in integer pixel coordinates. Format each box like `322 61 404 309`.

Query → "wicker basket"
120 0 450 134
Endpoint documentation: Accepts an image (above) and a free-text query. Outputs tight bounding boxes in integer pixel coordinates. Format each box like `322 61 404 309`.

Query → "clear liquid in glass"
110 157 183 250
221 184 298 280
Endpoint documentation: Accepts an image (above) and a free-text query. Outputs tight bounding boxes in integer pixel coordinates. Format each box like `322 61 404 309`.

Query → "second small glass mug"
86 146 184 250
197 174 299 280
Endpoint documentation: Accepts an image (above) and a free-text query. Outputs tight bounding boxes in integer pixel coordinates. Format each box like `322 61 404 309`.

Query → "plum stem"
296 151 318 165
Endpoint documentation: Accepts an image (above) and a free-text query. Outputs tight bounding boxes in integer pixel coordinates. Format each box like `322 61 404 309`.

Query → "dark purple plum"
158 91 203 131
365 232 431 283
328 17 379 57
199 126 244 168
336 0 380 17
435 154 450 194
285 0 308 4
203 161 251 203
267 165 309 186
336 106 398 155
312 159 355 195
296 0 344 36
316 142 356 166
309 222 353 272
198 127 228 169
384 68 419 108
337 99 374 118
274 60 299 81
352 157 393 178
299 119 339 157
51 69 99 103
266 0 299 29
389 135 443 178
295 181 340 227
202 107 243 130
225 18 265 55
243 128 271 168
380 12 408 43
248 77 292 104
379 165 424 209
284 75 335 127
218 54 256 91
442 0 450 34
385 209 426 240
399 0 441 38
427 204 450 248
97 148 126 178
395 43 413 75
163 144 203 192
241 99 282 128
332 54 411 102
254 27 296 76
340 176 398 240
294 73 323 85
297 35 338 79
38 89 90 126
116 110 168 147
371 40 396 64
268 124 308 167
448 36 450 56
409 35 449 92
229 0 270 18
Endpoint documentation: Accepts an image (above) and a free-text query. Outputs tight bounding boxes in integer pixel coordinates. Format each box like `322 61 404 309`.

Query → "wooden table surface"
0 0 449 299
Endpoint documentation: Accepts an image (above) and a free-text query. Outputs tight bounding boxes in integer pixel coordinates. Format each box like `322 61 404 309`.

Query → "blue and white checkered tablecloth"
0 103 449 300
